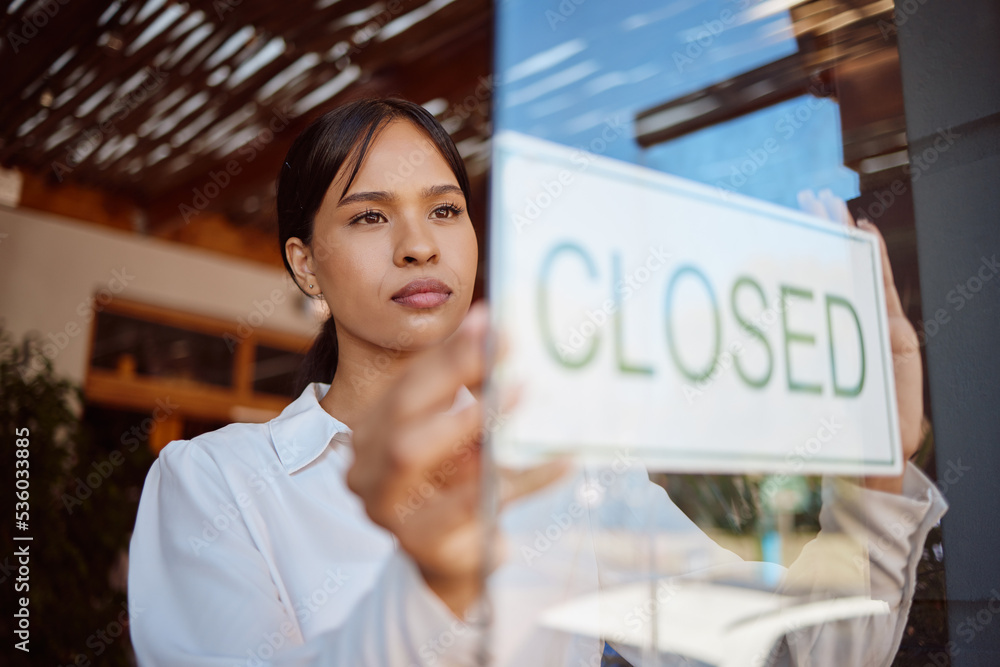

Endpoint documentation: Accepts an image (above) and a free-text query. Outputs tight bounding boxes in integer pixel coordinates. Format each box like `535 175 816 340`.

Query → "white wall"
0 205 322 385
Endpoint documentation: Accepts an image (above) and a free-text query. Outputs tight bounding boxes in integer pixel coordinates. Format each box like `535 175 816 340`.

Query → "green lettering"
781 285 822 394
613 253 653 375
538 242 599 369
730 276 773 388
665 265 720 382
826 294 865 397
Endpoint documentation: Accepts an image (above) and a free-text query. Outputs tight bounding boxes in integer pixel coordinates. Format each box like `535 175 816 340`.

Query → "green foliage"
1 326 149 666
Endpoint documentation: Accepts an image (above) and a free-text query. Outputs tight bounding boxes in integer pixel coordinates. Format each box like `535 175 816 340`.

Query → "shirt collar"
268 382 351 474
267 381 478 475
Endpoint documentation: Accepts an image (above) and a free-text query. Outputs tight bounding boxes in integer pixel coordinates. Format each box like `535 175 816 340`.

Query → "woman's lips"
394 292 450 308
392 278 452 309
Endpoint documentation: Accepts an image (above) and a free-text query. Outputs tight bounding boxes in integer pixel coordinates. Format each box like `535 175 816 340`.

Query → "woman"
128 98 946 666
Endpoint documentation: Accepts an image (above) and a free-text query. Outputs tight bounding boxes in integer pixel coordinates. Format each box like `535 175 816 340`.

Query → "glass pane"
487 1 946 665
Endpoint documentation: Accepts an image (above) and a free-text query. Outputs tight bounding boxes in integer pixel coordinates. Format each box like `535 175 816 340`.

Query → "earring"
308 284 313 288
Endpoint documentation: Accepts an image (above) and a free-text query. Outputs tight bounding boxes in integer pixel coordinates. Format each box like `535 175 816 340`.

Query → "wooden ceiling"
0 0 493 266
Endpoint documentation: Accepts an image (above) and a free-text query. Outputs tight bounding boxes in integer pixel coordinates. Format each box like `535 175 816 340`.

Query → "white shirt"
128 382 948 666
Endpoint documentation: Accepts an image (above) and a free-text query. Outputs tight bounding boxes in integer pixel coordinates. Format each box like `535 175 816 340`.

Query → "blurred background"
0 0 996 665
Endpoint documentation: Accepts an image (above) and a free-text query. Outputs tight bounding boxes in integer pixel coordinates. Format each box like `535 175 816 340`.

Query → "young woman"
128 98 947 666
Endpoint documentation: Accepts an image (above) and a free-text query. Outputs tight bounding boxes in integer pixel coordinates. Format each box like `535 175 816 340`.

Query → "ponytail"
295 315 339 394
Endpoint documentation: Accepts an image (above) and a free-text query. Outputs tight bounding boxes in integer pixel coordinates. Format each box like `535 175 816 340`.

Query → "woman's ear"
285 237 320 295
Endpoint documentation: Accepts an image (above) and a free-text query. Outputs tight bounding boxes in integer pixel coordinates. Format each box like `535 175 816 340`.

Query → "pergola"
1 0 492 265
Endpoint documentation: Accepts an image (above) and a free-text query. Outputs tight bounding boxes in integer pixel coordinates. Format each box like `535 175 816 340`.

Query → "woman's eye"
432 204 463 219
351 210 385 225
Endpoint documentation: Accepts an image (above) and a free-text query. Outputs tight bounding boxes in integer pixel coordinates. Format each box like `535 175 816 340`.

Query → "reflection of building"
634 0 924 340
636 0 908 177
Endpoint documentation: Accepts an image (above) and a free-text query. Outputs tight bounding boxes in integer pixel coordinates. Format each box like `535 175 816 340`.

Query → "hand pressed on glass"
347 302 569 617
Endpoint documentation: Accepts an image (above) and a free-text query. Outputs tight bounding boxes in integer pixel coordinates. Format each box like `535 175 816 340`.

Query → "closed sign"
488 131 901 476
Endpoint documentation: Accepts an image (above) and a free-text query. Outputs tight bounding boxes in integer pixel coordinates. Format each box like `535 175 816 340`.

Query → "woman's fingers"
818 188 854 227
385 403 483 490
348 383 484 524
346 299 536 609
858 218 906 319
797 189 828 220
392 301 491 422
385 379 527 505
852 219 923 463
401 475 486 584
403 471 481 533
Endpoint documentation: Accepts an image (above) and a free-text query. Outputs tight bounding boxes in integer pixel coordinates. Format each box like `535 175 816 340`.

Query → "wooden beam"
0 0 180 160
143 4 492 234
85 369 291 423
4 0 494 272
17 168 141 232
634 53 827 148
102 297 313 353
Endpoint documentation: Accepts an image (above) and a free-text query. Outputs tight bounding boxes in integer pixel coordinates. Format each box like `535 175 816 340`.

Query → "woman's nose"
392 216 440 267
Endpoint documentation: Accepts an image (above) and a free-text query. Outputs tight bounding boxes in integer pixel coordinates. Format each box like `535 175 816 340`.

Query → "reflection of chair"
542 579 888 667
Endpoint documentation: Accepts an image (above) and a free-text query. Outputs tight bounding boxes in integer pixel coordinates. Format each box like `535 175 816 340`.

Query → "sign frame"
487 131 902 476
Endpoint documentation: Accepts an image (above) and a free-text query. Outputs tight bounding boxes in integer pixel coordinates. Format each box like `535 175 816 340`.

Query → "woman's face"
300 120 478 352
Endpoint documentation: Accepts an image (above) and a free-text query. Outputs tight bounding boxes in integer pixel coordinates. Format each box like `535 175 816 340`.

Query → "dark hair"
277 97 472 394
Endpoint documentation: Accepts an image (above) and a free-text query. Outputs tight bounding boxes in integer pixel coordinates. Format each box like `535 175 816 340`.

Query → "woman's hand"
346 301 566 616
801 191 923 494
854 216 924 494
